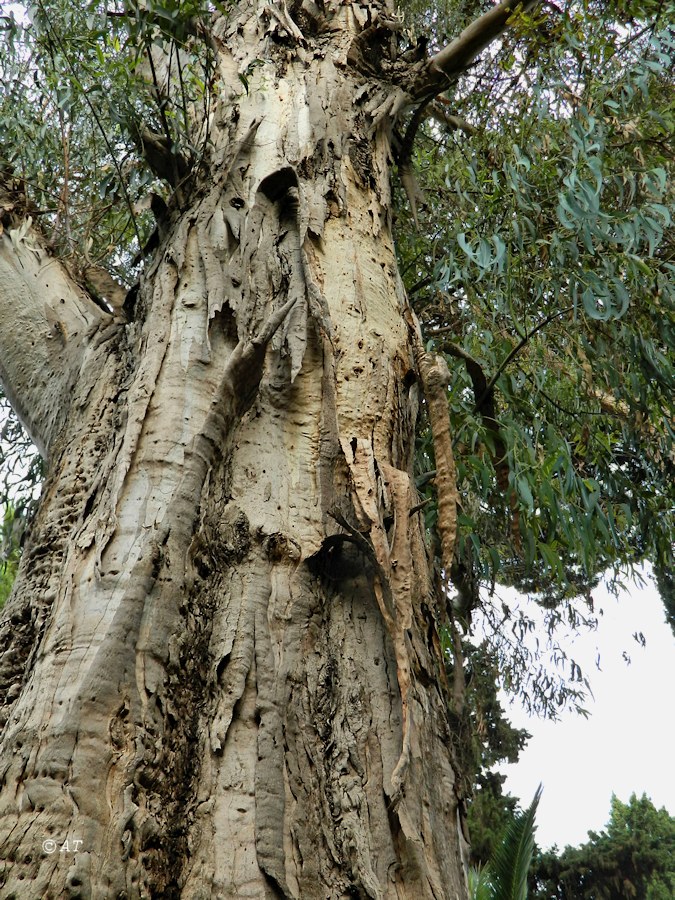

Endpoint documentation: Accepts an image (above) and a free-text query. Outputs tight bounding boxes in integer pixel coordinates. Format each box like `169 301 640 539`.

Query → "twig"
474 305 574 412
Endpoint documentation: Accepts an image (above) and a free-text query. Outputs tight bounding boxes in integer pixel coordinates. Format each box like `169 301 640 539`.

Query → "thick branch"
414 0 540 97
0 214 111 458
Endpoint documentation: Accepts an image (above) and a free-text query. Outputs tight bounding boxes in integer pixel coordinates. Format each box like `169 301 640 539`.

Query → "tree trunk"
0 3 467 896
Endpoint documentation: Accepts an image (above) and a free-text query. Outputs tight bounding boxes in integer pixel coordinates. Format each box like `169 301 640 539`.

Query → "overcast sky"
497 571 675 850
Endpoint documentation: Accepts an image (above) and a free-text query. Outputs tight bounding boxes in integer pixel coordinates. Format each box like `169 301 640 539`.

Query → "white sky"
499 572 675 850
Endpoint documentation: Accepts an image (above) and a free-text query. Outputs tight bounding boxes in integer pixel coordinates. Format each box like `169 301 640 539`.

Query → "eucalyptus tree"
0 1 673 898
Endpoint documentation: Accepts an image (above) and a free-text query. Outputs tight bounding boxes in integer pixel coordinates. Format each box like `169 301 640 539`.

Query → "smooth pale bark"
0 2 470 897
421 0 540 95
0 214 112 459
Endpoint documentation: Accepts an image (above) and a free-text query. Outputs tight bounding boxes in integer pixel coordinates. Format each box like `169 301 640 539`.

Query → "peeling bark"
0 2 471 897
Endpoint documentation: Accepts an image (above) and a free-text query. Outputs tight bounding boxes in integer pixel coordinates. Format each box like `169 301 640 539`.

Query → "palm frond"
488 784 542 900
468 864 494 900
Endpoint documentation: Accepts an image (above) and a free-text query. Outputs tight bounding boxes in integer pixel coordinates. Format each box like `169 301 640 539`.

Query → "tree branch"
429 103 477 137
0 200 112 459
414 0 541 98
397 2 539 217
473 305 573 412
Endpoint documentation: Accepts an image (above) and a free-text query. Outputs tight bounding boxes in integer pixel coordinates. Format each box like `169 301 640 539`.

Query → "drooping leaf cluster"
0 0 217 275
529 793 675 899
397 0 675 708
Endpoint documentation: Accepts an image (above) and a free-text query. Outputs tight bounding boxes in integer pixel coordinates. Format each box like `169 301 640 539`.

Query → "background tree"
530 793 675 899
449 639 530 868
0 0 673 897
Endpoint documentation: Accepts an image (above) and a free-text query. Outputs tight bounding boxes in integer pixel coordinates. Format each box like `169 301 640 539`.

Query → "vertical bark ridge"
1 3 469 897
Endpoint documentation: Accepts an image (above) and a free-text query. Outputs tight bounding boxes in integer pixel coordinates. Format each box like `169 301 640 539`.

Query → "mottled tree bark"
0 1 518 895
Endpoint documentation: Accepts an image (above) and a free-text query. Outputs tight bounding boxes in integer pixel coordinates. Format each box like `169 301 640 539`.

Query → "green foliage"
440 633 530 869
448 639 530 867
0 393 36 609
489 785 541 900
469 785 542 900
0 392 41 520
468 774 520 870
529 794 675 899
653 565 675 635
0 0 216 274
401 0 675 707
0 504 23 610
469 864 495 900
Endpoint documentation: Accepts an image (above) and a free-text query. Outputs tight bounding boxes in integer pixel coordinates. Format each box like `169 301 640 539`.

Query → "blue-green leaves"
400 0 675 683
457 232 508 275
